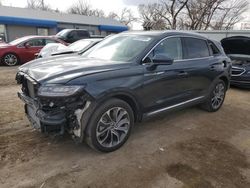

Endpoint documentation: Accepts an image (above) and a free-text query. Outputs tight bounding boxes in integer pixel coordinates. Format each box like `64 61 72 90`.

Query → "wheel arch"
111 94 142 122
219 76 229 90
96 91 143 123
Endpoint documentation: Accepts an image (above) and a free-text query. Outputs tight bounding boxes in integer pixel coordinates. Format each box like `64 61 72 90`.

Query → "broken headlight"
38 85 84 97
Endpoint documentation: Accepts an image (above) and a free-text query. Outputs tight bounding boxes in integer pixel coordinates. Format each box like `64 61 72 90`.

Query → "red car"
0 36 66 66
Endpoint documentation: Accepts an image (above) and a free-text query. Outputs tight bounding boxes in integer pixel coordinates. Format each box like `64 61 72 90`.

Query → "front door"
141 37 193 113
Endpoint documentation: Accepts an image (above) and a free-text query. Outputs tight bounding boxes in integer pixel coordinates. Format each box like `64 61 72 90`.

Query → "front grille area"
21 75 38 98
232 67 245 76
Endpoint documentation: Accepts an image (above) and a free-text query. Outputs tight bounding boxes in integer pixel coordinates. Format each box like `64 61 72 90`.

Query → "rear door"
181 37 218 97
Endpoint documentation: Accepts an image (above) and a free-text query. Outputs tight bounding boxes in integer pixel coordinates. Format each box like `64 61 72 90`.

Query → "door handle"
178 71 188 76
210 65 216 71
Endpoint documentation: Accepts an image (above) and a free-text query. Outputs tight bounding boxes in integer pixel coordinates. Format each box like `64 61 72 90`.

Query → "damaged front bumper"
18 91 92 139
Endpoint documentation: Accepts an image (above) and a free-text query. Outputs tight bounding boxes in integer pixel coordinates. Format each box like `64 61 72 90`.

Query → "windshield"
9 37 29 45
56 30 70 37
83 34 153 62
69 40 92 52
40 43 67 54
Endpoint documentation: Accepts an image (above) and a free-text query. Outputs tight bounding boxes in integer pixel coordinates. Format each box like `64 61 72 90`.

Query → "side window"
69 31 76 39
184 38 210 59
77 31 88 37
0 24 7 42
148 37 183 61
26 39 45 47
208 40 221 55
72 31 81 41
45 39 58 44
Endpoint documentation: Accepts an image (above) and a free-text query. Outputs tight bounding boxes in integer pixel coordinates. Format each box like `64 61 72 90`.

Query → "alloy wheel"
211 83 225 110
4 54 18 66
96 107 130 148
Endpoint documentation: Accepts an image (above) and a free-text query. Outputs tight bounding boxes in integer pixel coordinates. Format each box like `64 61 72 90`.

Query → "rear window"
184 38 210 59
208 40 221 55
77 30 89 37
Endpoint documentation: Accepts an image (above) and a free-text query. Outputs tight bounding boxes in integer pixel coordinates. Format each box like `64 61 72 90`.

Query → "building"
0 6 128 42
240 22 250 30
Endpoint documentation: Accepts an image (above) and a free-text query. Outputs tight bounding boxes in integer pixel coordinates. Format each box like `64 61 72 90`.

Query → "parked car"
0 36 66 66
221 36 250 88
16 31 231 152
37 38 102 58
55 29 90 44
0 39 5 44
36 43 67 58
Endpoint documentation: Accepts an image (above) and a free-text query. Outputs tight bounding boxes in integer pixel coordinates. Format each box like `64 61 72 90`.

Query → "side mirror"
152 54 174 65
24 43 31 48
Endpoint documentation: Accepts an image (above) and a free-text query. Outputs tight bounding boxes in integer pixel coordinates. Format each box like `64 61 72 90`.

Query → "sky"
1 0 153 29
1 0 138 12
1 0 250 30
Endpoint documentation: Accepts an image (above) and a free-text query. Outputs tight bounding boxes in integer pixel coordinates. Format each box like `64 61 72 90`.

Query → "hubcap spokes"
211 83 225 109
96 107 130 148
4 54 17 66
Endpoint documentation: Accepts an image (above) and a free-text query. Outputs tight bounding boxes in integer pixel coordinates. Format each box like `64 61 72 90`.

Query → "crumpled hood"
18 56 130 84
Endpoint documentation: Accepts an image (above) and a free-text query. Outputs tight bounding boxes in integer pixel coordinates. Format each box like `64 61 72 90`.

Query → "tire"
2 53 19 66
201 80 226 112
85 98 134 152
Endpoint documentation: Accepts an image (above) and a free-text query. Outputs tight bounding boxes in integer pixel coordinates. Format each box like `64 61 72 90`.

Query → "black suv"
55 29 90 44
16 31 231 152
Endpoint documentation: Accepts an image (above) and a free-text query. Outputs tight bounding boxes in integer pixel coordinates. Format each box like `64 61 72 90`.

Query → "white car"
37 38 102 58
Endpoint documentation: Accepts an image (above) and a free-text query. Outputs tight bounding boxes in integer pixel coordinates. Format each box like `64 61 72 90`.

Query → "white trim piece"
146 96 205 116
144 71 165 76
174 56 213 63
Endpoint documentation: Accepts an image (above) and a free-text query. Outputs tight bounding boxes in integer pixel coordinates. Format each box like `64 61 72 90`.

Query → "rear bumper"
18 92 66 134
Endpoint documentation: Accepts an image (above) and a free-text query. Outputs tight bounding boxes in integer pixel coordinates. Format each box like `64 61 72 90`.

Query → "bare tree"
138 0 189 30
67 0 105 17
138 0 249 30
158 0 189 29
211 0 249 30
108 8 137 27
184 0 248 30
138 3 167 30
26 0 52 11
184 0 226 30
